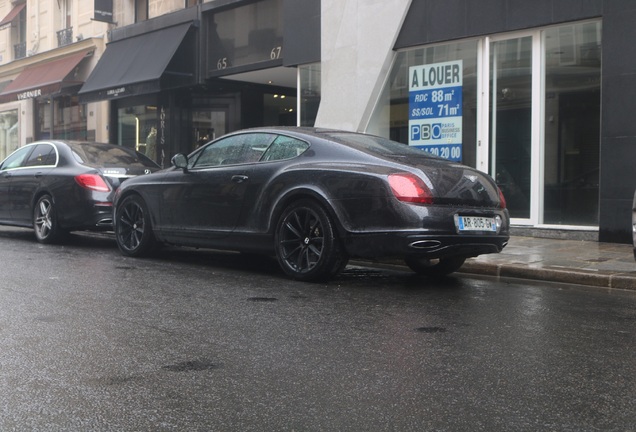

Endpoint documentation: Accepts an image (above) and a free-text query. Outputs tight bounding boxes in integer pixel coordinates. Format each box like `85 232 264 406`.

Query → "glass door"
490 35 534 220
479 25 601 228
478 32 541 224
192 108 228 151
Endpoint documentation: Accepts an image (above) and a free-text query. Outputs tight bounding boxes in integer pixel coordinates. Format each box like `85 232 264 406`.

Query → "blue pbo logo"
411 124 442 141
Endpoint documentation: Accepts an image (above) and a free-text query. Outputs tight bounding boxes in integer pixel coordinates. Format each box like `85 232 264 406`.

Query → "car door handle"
1 172 11 178
34 172 44 178
231 175 249 183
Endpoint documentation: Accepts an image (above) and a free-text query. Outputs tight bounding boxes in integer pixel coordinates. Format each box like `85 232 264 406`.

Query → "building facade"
0 0 633 244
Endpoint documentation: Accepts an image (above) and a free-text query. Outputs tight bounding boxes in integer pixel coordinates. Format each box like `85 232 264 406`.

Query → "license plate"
456 216 497 232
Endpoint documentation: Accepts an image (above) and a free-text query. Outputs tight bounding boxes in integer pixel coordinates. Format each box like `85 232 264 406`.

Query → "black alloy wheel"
33 194 64 244
404 255 466 277
115 194 156 257
275 200 347 282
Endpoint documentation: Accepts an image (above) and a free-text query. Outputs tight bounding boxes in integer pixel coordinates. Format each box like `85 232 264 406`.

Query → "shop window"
193 109 226 149
264 93 296 126
117 105 157 160
368 40 479 168
490 36 533 219
37 96 87 141
0 109 19 161
299 63 321 127
369 20 601 228
542 22 601 226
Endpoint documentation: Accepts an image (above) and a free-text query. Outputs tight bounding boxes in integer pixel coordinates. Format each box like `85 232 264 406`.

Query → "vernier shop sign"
17 89 42 100
408 60 463 162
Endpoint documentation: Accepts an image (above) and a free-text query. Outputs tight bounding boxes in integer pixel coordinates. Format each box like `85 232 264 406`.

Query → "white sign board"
408 60 463 161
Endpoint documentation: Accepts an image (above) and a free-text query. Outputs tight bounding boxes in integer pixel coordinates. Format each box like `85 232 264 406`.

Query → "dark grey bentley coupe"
114 127 509 281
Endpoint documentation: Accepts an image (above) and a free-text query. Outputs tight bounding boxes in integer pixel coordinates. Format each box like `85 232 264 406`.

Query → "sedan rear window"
69 142 158 168
24 144 57 167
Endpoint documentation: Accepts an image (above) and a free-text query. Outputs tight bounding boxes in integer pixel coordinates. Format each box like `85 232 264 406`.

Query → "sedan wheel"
33 194 64 244
275 200 347 282
116 194 156 257
405 256 466 277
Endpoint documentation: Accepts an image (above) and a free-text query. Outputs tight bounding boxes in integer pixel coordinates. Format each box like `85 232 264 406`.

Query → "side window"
261 135 309 162
0 146 33 170
192 133 275 168
24 144 56 167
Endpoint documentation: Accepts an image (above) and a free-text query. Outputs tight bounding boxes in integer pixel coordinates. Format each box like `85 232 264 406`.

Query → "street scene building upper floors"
0 0 633 244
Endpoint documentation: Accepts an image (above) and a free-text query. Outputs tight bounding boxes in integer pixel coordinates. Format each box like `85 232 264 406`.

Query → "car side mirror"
171 153 188 172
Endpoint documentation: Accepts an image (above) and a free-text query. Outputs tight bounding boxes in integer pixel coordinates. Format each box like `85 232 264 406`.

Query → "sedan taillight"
388 173 433 204
498 187 507 209
75 174 111 192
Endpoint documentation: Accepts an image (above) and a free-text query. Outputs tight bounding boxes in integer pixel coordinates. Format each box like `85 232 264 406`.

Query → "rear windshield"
68 142 158 168
321 132 441 159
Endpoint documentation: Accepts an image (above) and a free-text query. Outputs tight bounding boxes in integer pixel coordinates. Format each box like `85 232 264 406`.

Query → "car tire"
275 200 348 282
33 194 65 244
115 194 156 257
405 256 466 277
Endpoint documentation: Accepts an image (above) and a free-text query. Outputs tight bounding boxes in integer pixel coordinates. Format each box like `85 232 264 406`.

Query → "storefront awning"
0 3 26 30
78 23 194 102
0 50 91 103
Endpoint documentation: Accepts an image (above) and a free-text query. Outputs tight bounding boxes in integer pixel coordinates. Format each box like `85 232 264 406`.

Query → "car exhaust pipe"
409 240 442 249
96 218 113 227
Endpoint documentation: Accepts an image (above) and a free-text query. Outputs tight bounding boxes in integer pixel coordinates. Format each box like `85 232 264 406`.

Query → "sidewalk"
460 236 636 290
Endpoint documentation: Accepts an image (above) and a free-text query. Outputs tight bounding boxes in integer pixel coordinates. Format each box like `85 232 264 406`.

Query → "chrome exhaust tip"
409 240 442 249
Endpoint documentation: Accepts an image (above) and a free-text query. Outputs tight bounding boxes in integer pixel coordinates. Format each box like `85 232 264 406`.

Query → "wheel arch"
31 190 57 224
115 189 158 231
268 187 347 238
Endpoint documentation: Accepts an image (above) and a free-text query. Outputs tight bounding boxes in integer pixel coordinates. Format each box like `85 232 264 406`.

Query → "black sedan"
114 127 510 281
0 140 159 243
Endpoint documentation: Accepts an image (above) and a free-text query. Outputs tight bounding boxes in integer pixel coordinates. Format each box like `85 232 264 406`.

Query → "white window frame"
476 30 543 226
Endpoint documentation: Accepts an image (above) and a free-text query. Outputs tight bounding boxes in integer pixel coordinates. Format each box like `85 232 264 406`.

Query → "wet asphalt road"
0 227 635 431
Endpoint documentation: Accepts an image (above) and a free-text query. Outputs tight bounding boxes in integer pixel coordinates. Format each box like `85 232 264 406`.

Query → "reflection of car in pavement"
114 127 510 281
0 140 159 243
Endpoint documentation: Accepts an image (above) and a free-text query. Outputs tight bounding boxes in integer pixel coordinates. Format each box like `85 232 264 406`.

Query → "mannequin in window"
145 127 157 161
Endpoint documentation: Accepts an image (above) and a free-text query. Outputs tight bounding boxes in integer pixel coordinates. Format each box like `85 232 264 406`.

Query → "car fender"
114 173 170 240
113 188 158 231
267 185 349 237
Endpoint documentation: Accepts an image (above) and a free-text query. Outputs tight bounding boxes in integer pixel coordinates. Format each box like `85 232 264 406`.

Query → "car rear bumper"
343 231 510 260
59 202 114 231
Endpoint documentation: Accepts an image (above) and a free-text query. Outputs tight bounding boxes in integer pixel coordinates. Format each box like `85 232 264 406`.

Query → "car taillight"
75 174 111 192
388 173 433 204
498 187 507 209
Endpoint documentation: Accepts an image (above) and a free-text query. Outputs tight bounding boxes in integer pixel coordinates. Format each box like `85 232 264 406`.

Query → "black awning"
78 22 194 102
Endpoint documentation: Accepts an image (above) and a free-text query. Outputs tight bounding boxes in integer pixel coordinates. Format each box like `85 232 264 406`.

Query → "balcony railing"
13 41 26 59
57 27 73 47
